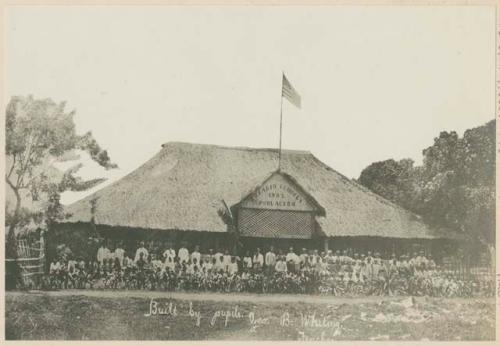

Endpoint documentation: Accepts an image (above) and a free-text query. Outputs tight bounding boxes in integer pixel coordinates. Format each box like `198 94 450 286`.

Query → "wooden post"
232 235 238 255
324 238 329 252
214 236 220 252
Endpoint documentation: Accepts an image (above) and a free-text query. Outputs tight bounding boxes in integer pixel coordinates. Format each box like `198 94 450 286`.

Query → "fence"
440 256 494 281
5 235 45 289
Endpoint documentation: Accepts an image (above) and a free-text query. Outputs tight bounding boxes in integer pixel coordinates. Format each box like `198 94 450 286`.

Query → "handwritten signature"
143 297 342 337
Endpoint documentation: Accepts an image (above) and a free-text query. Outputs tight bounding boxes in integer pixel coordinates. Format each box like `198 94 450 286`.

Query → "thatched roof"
63 142 458 239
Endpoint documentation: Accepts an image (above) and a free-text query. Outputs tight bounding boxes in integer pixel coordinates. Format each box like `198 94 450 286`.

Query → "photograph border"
0 1 498 344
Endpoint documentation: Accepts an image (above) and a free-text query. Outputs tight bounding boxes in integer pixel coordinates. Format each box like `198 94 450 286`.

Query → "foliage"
5 95 117 257
77 132 118 170
358 120 495 245
59 163 107 192
358 159 419 211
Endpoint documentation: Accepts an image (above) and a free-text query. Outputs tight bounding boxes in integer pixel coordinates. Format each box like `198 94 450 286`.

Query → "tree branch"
16 133 40 189
6 176 16 193
7 154 16 180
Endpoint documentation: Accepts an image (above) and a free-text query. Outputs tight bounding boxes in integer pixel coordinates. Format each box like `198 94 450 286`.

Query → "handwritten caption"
144 298 342 340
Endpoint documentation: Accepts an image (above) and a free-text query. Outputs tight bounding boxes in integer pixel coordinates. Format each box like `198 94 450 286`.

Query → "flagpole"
278 72 284 172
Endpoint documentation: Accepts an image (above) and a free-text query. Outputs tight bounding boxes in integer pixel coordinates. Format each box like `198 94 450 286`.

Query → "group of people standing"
52 239 437 280
45 240 494 298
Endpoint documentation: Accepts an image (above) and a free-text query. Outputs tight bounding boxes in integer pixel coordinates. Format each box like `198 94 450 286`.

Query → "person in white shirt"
50 258 61 274
416 250 428 269
265 246 276 270
78 258 86 270
222 249 232 272
192 258 201 273
228 257 238 275
253 248 264 270
66 257 77 287
191 245 201 265
186 259 195 275
319 256 329 275
409 252 419 268
107 243 116 261
363 251 372 263
158 257 168 277
151 253 163 270
49 257 62 287
206 248 214 262
96 241 111 265
163 244 176 262
426 254 436 271
286 247 299 271
299 248 308 266
134 241 149 263
314 255 323 273
214 249 223 265
309 249 318 266
165 256 175 271
202 257 213 272
67 257 77 272
193 262 203 277
275 256 287 273
325 250 333 263
123 254 133 269
214 255 225 272
332 250 341 263
372 256 381 278
208 257 216 272
243 251 252 270
315 249 323 263
341 250 353 269
178 244 189 264
114 242 125 266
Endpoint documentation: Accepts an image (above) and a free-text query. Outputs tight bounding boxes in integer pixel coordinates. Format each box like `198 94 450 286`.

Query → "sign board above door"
240 173 316 212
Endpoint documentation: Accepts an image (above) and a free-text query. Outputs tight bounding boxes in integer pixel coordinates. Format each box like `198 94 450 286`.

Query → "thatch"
62 142 459 239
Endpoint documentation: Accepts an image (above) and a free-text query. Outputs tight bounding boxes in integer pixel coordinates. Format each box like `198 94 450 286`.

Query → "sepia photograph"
3 4 497 341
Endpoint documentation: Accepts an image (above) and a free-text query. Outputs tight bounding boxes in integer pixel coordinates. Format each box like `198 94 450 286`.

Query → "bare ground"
5 290 495 341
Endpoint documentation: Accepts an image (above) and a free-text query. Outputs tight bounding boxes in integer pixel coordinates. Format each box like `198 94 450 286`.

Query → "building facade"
54 142 460 259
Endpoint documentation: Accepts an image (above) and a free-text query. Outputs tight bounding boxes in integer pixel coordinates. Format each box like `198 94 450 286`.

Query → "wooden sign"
240 173 315 212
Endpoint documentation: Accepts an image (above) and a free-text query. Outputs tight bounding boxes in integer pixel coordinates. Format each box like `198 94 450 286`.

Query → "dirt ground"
5 290 495 341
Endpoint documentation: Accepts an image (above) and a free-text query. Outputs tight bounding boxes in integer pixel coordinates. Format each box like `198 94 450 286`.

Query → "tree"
5 95 117 258
418 120 495 245
357 120 495 247
357 158 418 211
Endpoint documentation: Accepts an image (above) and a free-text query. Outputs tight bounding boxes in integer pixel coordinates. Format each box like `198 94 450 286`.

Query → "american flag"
282 73 301 109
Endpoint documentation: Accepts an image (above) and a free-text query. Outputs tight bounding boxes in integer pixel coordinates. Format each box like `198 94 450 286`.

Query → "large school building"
55 142 460 257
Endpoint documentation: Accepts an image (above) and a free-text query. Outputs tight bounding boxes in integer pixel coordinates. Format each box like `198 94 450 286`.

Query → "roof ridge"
161 141 312 155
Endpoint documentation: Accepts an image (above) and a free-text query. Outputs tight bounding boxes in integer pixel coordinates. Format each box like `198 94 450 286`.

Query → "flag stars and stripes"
282 74 301 109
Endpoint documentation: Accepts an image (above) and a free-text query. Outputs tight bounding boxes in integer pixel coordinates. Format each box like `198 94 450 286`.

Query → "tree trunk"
6 181 21 259
5 181 23 290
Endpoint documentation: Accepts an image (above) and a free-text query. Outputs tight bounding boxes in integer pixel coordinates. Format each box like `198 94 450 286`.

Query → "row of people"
95 241 436 271
47 252 494 298
55 243 468 283
59 249 435 280
49 257 435 286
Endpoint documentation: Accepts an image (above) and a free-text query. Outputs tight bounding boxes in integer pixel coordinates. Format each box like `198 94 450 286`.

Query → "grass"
5 292 495 340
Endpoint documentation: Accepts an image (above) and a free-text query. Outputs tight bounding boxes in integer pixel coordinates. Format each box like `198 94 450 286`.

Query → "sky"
5 6 496 205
